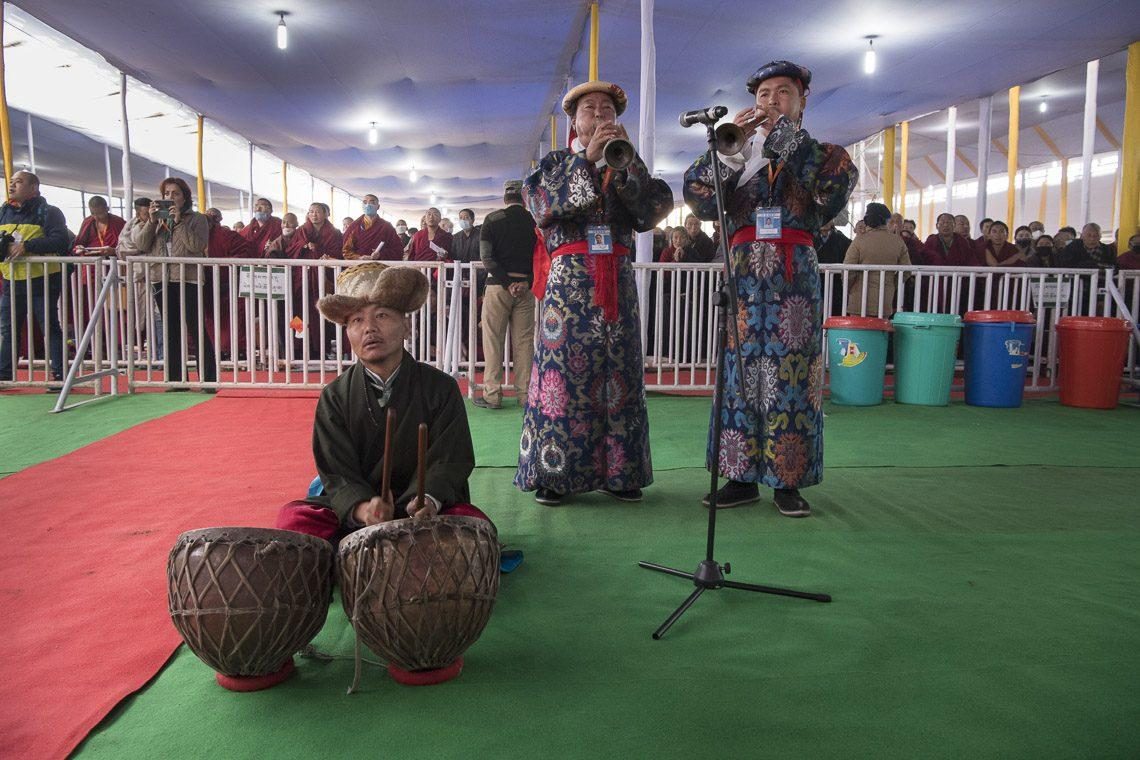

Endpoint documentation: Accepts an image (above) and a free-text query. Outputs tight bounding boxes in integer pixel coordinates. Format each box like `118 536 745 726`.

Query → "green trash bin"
824 316 893 405
891 312 963 406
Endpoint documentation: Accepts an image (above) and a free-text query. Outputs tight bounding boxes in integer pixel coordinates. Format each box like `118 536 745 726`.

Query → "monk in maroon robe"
341 194 403 261
287 203 343 358
72 196 128 336
239 197 283 257
981 221 1026 267
205 209 256 358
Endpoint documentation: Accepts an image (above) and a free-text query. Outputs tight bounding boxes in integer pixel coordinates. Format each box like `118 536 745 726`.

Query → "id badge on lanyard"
587 224 613 255
755 207 781 241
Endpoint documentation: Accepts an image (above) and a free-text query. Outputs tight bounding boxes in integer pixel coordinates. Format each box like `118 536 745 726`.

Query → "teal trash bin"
891 312 963 405
824 316 893 405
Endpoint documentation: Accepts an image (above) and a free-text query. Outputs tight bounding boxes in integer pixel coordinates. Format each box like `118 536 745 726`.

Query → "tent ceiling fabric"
10 0 1140 217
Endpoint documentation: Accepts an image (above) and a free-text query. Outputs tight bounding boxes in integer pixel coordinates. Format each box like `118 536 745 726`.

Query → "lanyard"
762 162 785 206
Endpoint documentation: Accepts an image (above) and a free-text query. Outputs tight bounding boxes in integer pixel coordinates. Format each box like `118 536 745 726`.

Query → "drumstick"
415 423 428 513
380 408 396 500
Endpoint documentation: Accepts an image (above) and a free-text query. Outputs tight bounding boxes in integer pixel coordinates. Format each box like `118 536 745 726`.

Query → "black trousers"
152 282 217 383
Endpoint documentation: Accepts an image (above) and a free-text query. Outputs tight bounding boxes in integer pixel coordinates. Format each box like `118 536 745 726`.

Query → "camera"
0 231 14 261
154 199 175 221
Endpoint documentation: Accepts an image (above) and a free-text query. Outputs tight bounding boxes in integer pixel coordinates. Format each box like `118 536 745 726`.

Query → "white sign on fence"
1029 280 1072 307
238 266 290 300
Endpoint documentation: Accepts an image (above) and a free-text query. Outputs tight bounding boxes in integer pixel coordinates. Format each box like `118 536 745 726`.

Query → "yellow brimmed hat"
316 263 429 325
561 80 628 116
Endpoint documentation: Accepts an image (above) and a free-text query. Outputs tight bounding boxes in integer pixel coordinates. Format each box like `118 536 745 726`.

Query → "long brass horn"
603 138 635 170
714 123 746 156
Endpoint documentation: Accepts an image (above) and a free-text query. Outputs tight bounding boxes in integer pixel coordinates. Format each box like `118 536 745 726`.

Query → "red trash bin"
1056 316 1132 409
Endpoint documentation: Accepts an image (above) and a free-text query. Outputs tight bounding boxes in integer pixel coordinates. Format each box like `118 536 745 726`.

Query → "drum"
338 515 500 685
168 527 333 691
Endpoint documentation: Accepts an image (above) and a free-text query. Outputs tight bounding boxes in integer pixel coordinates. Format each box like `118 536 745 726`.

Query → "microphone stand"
637 120 830 640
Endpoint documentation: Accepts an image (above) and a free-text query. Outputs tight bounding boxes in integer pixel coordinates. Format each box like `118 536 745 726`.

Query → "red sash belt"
531 239 630 322
730 226 814 283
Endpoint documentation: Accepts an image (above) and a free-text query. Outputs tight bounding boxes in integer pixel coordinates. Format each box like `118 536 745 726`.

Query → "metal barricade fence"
4 258 1137 395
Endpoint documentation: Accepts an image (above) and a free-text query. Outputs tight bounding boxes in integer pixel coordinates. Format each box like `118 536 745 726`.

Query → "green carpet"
0 393 209 477
470 395 1140 470
73 394 1140 759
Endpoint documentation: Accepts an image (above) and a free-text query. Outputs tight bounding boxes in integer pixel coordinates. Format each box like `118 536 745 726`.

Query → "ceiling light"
409 166 418 184
1038 97 1048 114
368 122 378 145
863 37 877 75
430 191 437 204
276 13 288 50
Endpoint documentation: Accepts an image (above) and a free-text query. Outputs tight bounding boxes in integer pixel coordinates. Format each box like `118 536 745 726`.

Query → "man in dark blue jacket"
1 171 69 382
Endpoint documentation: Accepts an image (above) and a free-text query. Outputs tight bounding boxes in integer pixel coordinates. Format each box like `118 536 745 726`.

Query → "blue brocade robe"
683 121 856 489
516 147 673 496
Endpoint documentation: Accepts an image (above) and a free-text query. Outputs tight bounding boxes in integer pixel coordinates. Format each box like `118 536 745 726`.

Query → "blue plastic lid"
891 311 963 327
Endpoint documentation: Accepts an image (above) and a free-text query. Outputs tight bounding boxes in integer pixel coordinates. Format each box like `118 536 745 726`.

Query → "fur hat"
562 80 628 117
316 263 429 325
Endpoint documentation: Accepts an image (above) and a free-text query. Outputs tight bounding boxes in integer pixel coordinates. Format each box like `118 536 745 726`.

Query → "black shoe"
599 487 642 502
774 488 811 518
472 397 501 409
534 488 563 506
702 480 761 509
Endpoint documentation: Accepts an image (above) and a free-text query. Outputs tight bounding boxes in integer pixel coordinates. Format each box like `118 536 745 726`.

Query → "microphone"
679 106 728 128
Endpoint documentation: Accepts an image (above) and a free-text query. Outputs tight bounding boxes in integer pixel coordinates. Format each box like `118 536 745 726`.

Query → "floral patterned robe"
516 147 673 496
683 118 856 489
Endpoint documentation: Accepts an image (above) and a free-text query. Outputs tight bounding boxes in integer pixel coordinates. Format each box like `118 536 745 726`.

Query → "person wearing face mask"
1026 234 1055 267
341 194 403 262
1028 220 1046 240
1012 225 1034 256
395 219 412 247
519 79 673 507
239 198 282 257
264 213 299 257
684 60 856 517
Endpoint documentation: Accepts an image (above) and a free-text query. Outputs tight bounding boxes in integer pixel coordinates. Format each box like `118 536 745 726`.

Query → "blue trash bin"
963 310 1036 408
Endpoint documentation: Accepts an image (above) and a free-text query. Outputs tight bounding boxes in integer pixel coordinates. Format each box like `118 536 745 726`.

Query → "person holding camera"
134 177 217 388
683 61 857 517
0 171 69 383
516 80 673 507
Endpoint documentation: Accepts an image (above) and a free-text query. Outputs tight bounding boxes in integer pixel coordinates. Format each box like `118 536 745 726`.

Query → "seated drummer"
276 262 488 541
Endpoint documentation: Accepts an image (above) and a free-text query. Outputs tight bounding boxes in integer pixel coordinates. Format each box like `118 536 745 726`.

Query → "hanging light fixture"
863 37 878 75
408 165 418 184
368 122 378 145
1038 96 1048 114
276 12 288 50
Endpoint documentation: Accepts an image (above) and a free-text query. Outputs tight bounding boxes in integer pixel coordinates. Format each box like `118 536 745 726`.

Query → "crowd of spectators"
2 168 1138 385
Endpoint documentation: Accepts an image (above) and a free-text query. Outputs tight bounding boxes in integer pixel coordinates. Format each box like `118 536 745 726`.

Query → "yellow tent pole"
551 114 557 151
589 2 599 81
917 186 924 237
882 126 896 208
196 115 206 210
1059 158 1069 227
0 4 13 201
899 121 909 215
1119 41 1140 247
282 161 288 215
1007 86 1020 227
1109 159 1119 235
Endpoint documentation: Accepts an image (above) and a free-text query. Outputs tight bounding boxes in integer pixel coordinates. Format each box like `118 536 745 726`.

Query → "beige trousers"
480 284 535 405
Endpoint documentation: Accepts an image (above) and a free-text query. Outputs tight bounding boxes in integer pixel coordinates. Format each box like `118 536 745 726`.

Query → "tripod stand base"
638 559 831 639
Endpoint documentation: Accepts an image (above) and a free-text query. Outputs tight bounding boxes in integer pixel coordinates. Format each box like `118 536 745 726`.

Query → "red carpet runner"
0 396 318 760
